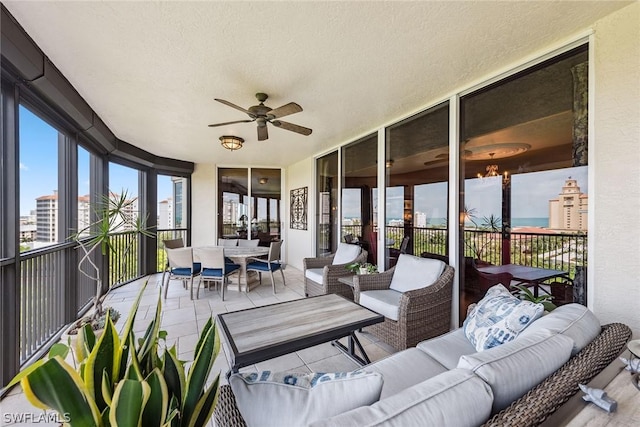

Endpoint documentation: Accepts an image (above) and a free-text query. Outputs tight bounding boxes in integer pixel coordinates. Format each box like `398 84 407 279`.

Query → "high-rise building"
35 191 138 242
78 194 90 236
549 178 588 231
172 177 188 228
36 191 58 242
414 211 427 228
158 197 174 229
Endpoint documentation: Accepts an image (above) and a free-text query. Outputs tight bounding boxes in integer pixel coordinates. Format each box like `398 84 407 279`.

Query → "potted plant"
346 262 378 275
68 190 155 335
514 284 557 312
8 281 221 427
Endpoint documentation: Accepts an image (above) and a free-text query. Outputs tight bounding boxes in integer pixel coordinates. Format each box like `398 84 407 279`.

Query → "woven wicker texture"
353 265 455 351
214 384 247 427
303 250 368 300
482 322 632 427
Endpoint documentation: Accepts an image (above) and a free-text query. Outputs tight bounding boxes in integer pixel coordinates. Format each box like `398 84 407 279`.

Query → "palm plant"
71 190 155 331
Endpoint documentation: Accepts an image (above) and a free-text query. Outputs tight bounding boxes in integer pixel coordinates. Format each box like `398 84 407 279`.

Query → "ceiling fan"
208 93 312 141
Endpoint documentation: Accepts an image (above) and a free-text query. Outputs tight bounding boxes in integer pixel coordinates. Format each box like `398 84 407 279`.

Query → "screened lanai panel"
459 44 589 322
385 102 450 269
341 134 377 262
316 151 338 256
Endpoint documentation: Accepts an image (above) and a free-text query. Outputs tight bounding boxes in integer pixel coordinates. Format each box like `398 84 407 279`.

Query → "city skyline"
19 105 173 216
341 166 588 223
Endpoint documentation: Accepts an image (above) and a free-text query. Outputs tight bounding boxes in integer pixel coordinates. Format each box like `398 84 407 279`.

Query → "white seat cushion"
367 348 448 399
230 370 383 426
331 243 361 265
457 329 574 413
359 289 402 321
310 369 493 427
305 268 324 284
520 303 601 355
389 254 445 293
417 328 477 369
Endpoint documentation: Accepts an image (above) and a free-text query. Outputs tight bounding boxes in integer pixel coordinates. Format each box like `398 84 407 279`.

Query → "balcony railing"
343 225 587 279
19 246 67 363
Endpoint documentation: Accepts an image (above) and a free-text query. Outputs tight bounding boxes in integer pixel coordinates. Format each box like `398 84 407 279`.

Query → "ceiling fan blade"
268 102 303 119
208 119 255 127
214 98 254 116
272 120 312 136
257 125 269 141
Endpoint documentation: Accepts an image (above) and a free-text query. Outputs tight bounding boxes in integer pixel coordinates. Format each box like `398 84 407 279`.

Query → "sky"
19 105 172 216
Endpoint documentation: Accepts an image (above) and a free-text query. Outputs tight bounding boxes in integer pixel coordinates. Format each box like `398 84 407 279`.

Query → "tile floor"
1 266 395 426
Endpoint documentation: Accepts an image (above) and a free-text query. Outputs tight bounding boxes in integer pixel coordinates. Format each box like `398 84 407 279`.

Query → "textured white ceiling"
3 1 630 167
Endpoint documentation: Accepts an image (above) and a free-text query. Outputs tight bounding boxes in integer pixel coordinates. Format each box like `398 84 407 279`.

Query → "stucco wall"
592 2 640 337
283 157 316 271
191 163 217 247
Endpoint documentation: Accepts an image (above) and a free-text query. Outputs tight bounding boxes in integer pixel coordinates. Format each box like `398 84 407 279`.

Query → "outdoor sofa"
214 298 631 427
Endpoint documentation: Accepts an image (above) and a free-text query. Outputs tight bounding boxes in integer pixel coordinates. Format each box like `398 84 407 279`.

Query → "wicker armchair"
303 244 367 300
353 261 454 351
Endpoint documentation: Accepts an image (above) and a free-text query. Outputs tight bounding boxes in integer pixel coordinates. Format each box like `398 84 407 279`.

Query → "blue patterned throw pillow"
229 369 383 426
463 284 544 351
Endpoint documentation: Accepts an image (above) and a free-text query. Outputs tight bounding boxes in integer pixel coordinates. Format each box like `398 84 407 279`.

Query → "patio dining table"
194 246 269 293
477 264 571 297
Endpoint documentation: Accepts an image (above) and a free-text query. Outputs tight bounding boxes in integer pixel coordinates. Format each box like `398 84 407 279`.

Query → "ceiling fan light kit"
220 135 244 152
209 92 312 142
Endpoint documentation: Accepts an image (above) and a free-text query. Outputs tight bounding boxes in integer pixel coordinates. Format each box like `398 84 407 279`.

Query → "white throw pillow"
332 243 361 265
229 370 383 426
389 254 445 293
463 284 543 351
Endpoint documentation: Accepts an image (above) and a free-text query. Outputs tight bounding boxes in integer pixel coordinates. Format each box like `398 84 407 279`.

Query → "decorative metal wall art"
290 187 308 230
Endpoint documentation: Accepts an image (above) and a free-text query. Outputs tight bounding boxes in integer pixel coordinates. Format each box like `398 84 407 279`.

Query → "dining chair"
161 238 185 287
164 247 202 300
238 239 260 247
218 238 238 247
198 247 241 300
246 240 285 294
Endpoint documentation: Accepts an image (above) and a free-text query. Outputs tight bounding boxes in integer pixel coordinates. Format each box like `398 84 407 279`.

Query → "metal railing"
108 232 141 285
343 225 587 279
19 246 67 363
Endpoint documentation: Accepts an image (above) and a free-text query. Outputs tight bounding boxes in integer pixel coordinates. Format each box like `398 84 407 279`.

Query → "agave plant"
8 281 220 427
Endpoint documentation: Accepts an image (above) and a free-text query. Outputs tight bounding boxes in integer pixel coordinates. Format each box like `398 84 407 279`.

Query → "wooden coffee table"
217 294 384 374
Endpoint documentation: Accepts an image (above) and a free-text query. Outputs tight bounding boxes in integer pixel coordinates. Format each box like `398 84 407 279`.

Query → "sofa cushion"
367 348 448 399
417 328 477 369
332 243 361 265
520 303 601 355
457 329 574 413
309 368 493 427
305 268 324 284
359 289 403 321
389 254 445 293
229 370 383 426
463 284 544 351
